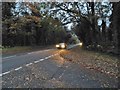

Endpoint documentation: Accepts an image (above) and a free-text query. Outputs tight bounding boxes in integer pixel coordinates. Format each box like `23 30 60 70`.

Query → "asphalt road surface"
1 48 118 88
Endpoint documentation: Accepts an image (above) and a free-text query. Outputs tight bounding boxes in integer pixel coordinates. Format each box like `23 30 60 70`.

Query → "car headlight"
61 45 65 48
79 43 83 46
56 45 59 47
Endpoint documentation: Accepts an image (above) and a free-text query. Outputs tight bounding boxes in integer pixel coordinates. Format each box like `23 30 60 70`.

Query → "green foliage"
2 2 119 55
40 16 66 44
2 2 16 20
2 2 67 47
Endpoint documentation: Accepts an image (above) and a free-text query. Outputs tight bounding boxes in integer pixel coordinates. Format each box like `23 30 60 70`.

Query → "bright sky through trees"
14 0 112 30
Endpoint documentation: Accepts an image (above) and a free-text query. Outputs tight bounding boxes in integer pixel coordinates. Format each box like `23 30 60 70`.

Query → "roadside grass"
82 47 119 60
2 46 32 54
68 46 119 63
2 45 54 55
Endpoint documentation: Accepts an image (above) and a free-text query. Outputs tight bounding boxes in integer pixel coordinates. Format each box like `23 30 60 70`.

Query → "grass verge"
2 45 54 55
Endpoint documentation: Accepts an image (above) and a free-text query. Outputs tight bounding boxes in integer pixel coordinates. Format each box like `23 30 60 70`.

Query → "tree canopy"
2 1 120 54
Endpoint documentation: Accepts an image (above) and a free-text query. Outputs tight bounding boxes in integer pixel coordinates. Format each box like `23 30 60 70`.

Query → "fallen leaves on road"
60 47 119 78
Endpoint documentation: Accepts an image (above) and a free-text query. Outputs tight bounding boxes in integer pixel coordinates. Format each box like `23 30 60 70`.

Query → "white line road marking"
1 52 59 76
34 60 40 63
46 55 52 58
14 67 22 71
45 57 49 59
44 54 58 60
39 58 44 61
34 54 58 64
34 58 45 63
2 71 11 76
3 49 54 59
34 59 44 64
3 55 16 59
26 63 33 66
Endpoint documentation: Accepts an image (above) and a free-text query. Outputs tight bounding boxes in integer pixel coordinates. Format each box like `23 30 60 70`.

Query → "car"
56 43 67 49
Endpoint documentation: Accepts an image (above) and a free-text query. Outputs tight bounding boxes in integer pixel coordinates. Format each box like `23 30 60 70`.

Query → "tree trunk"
89 1 97 47
113 2 120 54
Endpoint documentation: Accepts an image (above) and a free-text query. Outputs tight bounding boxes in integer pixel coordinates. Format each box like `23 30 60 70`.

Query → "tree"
113 2 120 54
49 2 112 47
2 2 15 20
2 2 67 47
2 2 16 47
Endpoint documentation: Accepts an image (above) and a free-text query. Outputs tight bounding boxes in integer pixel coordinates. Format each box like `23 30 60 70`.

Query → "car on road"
56 43 67 49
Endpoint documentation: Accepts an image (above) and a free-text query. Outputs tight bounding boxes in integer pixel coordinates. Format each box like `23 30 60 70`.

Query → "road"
1 48 118 88
2 49 56 73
